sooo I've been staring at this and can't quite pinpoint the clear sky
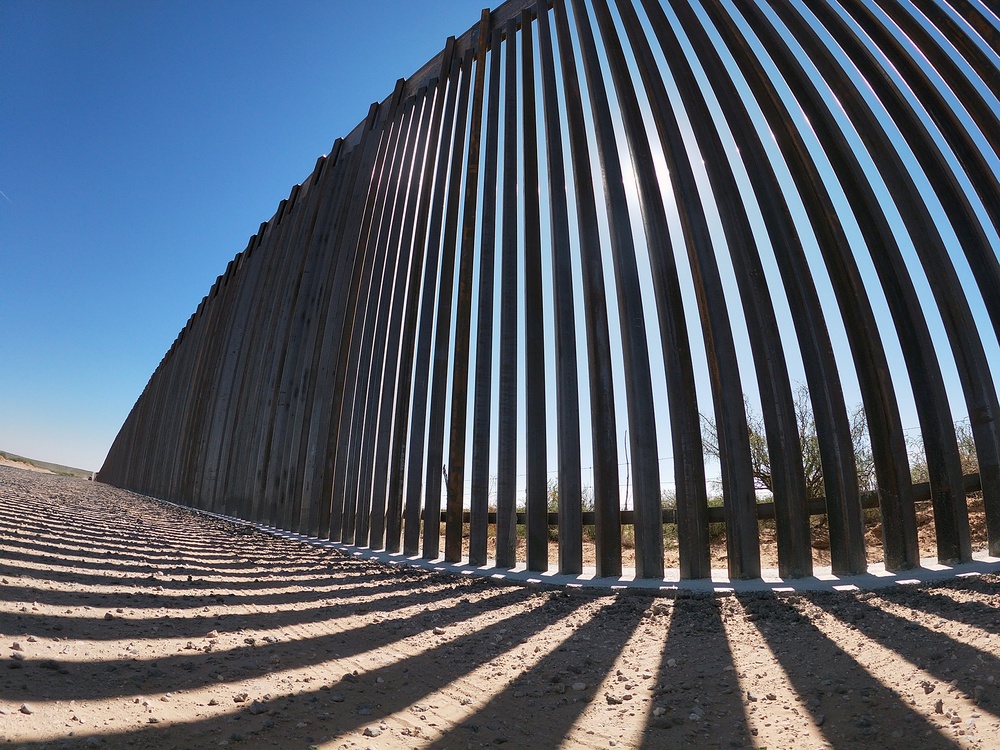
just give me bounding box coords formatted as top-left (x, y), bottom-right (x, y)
top-left (1, 0), bottom-right (486, 471)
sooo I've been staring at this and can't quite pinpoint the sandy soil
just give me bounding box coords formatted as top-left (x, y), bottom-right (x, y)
top-left (0, 458), bottom-right (51, 474)
top-left (0, 465), bottom-right (998, 749)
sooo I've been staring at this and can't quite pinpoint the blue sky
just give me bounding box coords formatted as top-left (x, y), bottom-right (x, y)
top-left (1, 1), bottom-right (485, 471)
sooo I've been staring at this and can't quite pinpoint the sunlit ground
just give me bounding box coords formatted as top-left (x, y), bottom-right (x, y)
top-left (0, 466), bottom-right (998, 749)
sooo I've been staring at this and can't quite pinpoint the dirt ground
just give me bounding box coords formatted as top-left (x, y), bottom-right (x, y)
top-left (1, 466), bottom-right (999, 749)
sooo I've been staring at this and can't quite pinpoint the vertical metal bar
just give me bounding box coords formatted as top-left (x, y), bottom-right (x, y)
top-left (535, 0), bottom-right (584, 575)
top-left (468, 27), bottom-right (505, 567)
top-left (445, 10), bottom-right (492, 563)
top-left (496, 17), bottom-right (521, 569)
top-left (553, 0), bottom-right (622, 578)
top-left (521, 8), bottom-right (550, 573)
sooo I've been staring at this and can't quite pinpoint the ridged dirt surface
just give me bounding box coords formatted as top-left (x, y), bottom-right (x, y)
top-left (0, 466), bottom-right (999, 749)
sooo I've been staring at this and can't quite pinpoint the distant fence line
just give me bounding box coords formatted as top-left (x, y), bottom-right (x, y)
top-left (98, 0), bottom-right (1000, 581)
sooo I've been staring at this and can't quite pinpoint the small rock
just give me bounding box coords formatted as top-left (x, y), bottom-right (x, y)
top-left (11, 642), bottom-right (23, 652)
top-left (433, 627), bottom-right (446, 635)
top-left (104, 612), bottom-right (114, 621)
top-left (747, 691), bottom-right (758, 702)
top-left (666, 658), bottom-right (677, 668)
top-left (605, 693), bottom-right (623, 705)
top-left (147, 717), bottom-right (159, 724)
top-left (208, 699), bottom-right (220, 706)
top-left (652, 706), bottom-right (666, 717)
top-left (207, 630), bottom-right (220, 638)
top-left (935, 699), bottom-right (944, 714)
top-left (363, 727), bottom-right (382, 737)
top-left (974, 686), bottom-right (985, 705)
top-left (330, 692), bottom-right (346, 703)
top-left (815, 713), bottom-right (826, 726)
top-left (572, 682), bottom-right (587, 692)
top-left (248, 701), bottom-right (267, 715)
top-left (19, 704), bottom-right (33, 715)
top-left (233, 693), bottom-right (249, 704)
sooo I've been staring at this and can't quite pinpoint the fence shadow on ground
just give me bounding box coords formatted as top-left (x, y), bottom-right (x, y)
top-left (0, 469), bottom-right (996, 749)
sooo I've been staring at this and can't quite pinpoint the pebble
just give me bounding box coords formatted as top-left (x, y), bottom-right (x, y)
top-left (433, 627), bottom-right (446, 635)
top-left (652, 707), bottom-right (666, 717)
top-left (248, 701), bottom-right (267, 715)
top-left (363, 727), bottom-right (382, 737)
top-left (935, 699), bottom-right (944, 714)
top-left (666, 658), bottom-right (677, 668)
top-left (10, 642), bottom-right (23, 652)
top-left (104, 612), bottom-right (114, 620)
top-left (572, 682), bottom-right (587, 692)
top-left (19, 704), bottom-right (33, 715)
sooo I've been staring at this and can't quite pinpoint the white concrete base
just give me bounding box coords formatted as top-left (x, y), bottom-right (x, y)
top-left (184, 502), bottom-right (1000, 593)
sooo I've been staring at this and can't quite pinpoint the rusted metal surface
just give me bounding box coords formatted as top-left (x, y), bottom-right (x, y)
top-left (99, 0), bottom-right (1000, 582)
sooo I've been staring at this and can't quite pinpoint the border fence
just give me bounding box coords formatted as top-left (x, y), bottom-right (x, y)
top-left (98, 0), bottom-right (1000, 581)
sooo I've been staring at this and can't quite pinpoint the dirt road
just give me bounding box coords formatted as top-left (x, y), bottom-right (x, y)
top-left (0, 467), bottom-right (997, 749)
